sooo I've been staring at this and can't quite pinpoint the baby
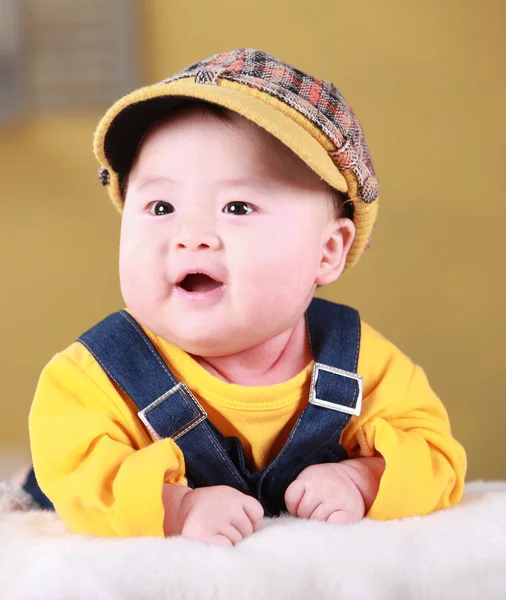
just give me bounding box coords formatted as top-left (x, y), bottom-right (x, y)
top-left (24, 49), bottom-right (465, 545)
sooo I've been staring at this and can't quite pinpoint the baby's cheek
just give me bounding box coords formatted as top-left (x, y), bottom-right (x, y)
top-left (119, 243), bottom-right (138, 291)
top-left (119, 250), bottom-right (153, 308)
top-left (119, 269), bottom-right (140, 310)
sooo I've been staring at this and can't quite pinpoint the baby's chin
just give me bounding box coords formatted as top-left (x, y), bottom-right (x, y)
top-left (123, 307), bottom-right (248, 357)
top-left (161, 331), bottom-right (260, 359)
top-left (126, 302), bottom-right (302, 359)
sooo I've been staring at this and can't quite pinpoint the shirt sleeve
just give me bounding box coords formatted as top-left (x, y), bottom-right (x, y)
top-left (341, 323), bottom-right (467, 520)
top-left (29, 345), bottom-right (186, 537)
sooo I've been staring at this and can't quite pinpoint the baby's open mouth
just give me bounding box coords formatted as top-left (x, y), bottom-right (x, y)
top-left (178, 273), bottom-right (223, 293)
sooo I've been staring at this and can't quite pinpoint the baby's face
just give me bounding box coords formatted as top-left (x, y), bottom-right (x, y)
top-left (120, 108), bottom-right (342, 356)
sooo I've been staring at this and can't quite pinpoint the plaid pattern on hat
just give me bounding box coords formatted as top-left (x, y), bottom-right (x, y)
top-left (164, 49), bottom-right (379, 204)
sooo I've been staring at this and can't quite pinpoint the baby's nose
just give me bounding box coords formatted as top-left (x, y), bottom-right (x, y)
top-left (171, 222), bottom-right (221, 251)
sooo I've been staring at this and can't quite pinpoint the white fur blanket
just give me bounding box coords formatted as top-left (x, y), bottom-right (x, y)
top-left (0, 481), bottom-right (505, 600)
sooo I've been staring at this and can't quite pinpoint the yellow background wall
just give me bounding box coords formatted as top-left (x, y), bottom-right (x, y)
top-left (1, 0), bottom-right (504, 480)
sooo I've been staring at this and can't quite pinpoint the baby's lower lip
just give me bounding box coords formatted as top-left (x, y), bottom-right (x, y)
top-left (174, 283), bottom-right (225, 302)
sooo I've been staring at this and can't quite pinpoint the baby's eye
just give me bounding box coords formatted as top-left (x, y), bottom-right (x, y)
top-left (223, 201), bottom-right (254, 216)
top-left (148, 201), bottom-right (175, 216)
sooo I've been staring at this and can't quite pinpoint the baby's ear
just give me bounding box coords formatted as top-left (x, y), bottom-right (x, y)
top-left (315, 218), bottom-right (356, 286)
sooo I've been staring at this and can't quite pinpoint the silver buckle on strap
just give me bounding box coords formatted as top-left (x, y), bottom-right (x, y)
top-left (138, 382), bottom-right (207, 442)
top-left (309, 362), bottom-right (363, 416)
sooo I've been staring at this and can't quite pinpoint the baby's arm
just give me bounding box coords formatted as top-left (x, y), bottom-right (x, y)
top-left (31, 347), bottom-right (264, 543)
top-left (286, 321), bottom-right (469, 523)
top-left (301, 322), bottom-right (467, 522)
top-left (30, 349), bottom-right (189, 537)
top-left (162, 484), bottom-right (264, 546)
top-left (285, 457), bottom-right (385, 523)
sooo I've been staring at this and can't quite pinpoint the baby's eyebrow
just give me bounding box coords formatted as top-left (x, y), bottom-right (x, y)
top-left (218, 177), bottom-right (272, 193)
top-left (133, 176), bottom-right (176, 192)
top-left (133, 175), bottom-right (273, 194)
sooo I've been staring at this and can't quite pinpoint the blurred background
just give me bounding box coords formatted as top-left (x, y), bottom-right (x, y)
top-left (0, 0), bottom-right (504, 481)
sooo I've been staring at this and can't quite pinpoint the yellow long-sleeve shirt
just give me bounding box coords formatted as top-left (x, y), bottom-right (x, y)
top-left (29, 318), bottom-right (466, 537)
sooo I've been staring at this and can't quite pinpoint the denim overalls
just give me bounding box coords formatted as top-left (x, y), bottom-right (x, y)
top-left (25, 298), bottom-right (363, 516)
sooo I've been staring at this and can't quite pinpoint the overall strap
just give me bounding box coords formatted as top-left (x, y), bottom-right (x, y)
top-left (78, 311), bottom-right (249, 493)
top-left (306, 297), bottom-right (362, 413)
top-left (254, 298), bottom-right (362, 513)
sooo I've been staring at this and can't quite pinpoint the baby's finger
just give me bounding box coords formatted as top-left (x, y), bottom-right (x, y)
top-left (243, 497), bottom-right (264, 531)
top-left (217, 523), bottom-right (245, 545)
top-left (284, 480), bottom-right (305, 516)
top-left (207, 533), bottom-right (234, 547)
top-left (295, 490), bottom-right (320, 519)
top-left (326, 509), bottom-right (359, 525)
top-left (309, 502), bottom-right (339, 522)
top-left (231, 512), bottom-right (255, 538)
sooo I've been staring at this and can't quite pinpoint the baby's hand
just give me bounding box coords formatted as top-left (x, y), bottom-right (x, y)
top-left (164, 484), bottom-right (264, 546)
top-left (285, 462), bottom-right (365, 524)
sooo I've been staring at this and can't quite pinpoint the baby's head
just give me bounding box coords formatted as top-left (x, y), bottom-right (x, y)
top-left (93, 49), bottom-right (380, 356)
